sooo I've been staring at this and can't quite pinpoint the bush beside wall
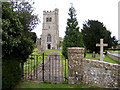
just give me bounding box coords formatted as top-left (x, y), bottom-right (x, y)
top-left (2, 57), bottom-right (22, 88)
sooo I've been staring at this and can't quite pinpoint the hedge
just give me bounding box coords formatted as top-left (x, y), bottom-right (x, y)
top-left (2, 57), bottom-right (22, 88)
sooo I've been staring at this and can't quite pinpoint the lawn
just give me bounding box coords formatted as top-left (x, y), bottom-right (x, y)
top-left (114, 50), bottom-right (120, 54)
top-left (85, 53), bottom-right (120, 64)
top-left (16, 81), bottom-right (101, 88)
top-left (44, 49), bottom-right (62, 56)
top-left (24, 55), bottom-right (42, 73)
top-left (24, 48), bottom-right (43, 73)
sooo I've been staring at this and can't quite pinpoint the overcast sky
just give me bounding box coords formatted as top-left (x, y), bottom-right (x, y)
top-left (32, 0), bottom-right (119, 39)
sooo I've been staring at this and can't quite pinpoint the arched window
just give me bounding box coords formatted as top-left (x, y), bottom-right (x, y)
top-left (49, 17), bottom-right (52, 22)
top-left (46, 18), bottom-right (49, 22)
top-left (46, 17), bottom-right (52, 22)
top-left (47, 34), bottom-right (52, 42)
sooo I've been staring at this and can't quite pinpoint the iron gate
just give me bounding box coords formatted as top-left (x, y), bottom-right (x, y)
top-left (23, 52), bottom-right (68, 83)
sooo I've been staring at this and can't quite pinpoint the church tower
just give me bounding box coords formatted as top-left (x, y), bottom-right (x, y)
top-left (41, 8), bottom-right (59, 50)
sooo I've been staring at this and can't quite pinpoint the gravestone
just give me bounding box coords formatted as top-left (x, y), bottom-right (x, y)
top-left (92, 51), bottom-right (96, 58)
top-left (96, 39), bottom-right (108, 61)
top-left (96, 53), bottom-right (99, 57)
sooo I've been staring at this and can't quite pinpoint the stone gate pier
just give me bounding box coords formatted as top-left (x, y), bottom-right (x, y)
top-left (68, 47), bottom-right (84, 84)
top-left (68, 47), bottom-right (120, 88)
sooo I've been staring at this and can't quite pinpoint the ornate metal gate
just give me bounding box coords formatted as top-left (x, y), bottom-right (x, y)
top-left (23, 52), bottom-right (68, 83)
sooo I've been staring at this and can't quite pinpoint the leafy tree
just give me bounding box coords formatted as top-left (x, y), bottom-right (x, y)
top-left (111, 36), bottom-right (118, 48)
top-left (62, 5), bottom-right (85, 59)
top-left (57, 42), bottom-right (62, 49)
top-left (2, 1), bottom-right (39, 61)
top-left (81, 20), bottom-right (113, 52)
top-left (12, 1), bottom-right (39, 42)
top-left (2, 2), bottom-right (24, 59)
top-left (2, 1), bottom-right (39, 88)
top-left (13, 1), bottom-right (39, 32)
top-left (30, 32), bottom-right (37, 43)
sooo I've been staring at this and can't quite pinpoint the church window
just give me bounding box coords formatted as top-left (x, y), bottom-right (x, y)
top-left (46, 17), bottom-right (52, 22)
top-left (49, 17), bottom-right (52, 22)
top-left (47, 34), bottom-right (52, 42)
top-left (46, 18), bottom-right (49, 22)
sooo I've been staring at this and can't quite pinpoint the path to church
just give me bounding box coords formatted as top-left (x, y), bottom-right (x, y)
top-left (30, 52), bottom-right (64, 83)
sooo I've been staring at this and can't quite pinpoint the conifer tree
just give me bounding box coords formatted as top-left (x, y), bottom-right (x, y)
top-left (81, 20), bottom-right (116, 52)
top-left (62, 4), bottom-right (85, 59)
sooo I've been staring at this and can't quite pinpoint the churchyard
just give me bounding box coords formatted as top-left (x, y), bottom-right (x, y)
top-left (23, 48), bottom-right (120, 75)
top-left (2, 1), bottom-right (120, 89)
top-left (16, 48), bottom-right (120, 88)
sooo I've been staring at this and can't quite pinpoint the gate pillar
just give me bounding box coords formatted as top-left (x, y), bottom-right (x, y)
top-left (68, 47), bottom-right (84, 84)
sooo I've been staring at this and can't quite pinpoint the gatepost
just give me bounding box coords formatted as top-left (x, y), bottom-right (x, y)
top-left (68, 47), bottom-right (84, 84)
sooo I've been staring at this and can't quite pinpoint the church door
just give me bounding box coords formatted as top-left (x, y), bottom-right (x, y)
top-left (48, 44), bottom-right (51, 49)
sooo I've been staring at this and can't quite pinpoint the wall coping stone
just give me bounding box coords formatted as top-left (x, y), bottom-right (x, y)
top-left (84, 59), bottom-right (120, 66)
top-left (68, 47), bottom-right (84, 49)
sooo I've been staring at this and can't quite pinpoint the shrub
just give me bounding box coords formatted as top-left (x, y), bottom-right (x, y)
top-left (2, 57), bottom-right (22, 88)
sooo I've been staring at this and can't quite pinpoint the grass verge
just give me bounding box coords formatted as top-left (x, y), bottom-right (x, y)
top-left (85, 53), bottom-right (120, 64)
top-left (16, 81), bottom-right (101, 88)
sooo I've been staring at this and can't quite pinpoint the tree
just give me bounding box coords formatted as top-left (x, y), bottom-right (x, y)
top-left (57, 42), bottom-right (62, 49)
top-left (2, 1), bottom-right (39, 88)
top-left (13, 1), bottom-right (39, 31)
top-left (30, 32), bottom-right (37, 44)
top-left (81, 20), bottom-right (113, 52)
top-left (12, 1), bottom-right (39, 42)
top-left (2, 2), bottom-right (24, 58)
top-left (2, 1), bottom-right (39, 61)
top-left (111, 36), bottom-right (118, 48)
top-left (62, 5), bottom-right (85, 59)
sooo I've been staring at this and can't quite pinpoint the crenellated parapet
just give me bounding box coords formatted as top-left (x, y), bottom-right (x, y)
top-left (43, 8), bottom-right (59, 15)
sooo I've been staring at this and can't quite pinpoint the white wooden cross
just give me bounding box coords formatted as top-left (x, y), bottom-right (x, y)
top-left (96, 39), bottom-right (108, 61)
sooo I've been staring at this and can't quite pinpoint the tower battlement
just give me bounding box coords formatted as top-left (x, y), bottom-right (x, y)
top-left (43, 8), bottom-right (59, 15)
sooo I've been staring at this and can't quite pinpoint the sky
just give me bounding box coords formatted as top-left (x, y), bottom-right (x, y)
top-left (32, 0), bottom-right (119, 40)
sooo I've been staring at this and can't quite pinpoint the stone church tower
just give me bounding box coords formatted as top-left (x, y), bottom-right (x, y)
top-left (40, 8), bottom-right (59, 50)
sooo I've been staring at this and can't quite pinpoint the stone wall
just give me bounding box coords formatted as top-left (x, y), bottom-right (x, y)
top-left (68, 47), bottom-right (120, 88)
top-left (107, 51), bottom-right (120, 63)
top-left (82, 59), bottom-right (120, 88)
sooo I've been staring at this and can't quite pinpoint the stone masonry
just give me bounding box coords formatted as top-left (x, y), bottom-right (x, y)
top-left (107, 51), bottom-right (120, 63)
top-left (68, 47), bottom-right (84, 84)
top-left (68, 47), bottom-right (120, 88)
top-left (41, 8), bottom-right (59, 50)
top-left (37, 8), bottom-right (63, 51)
